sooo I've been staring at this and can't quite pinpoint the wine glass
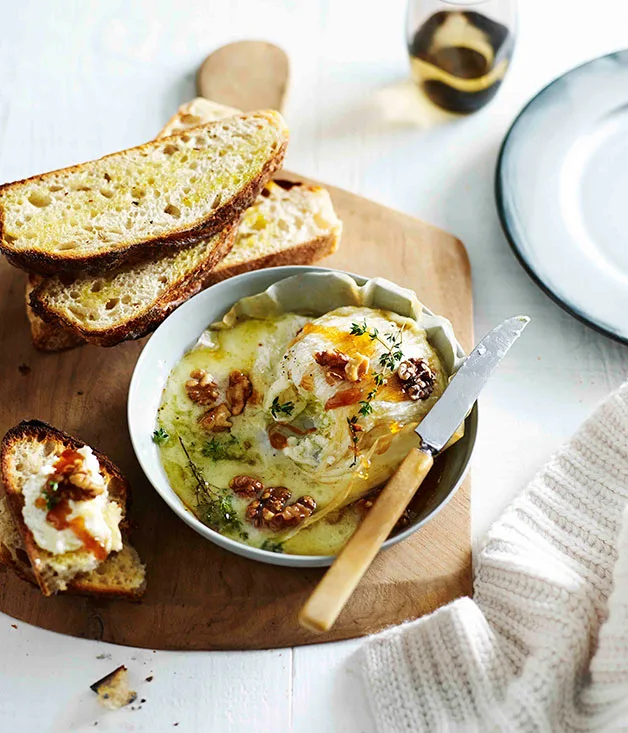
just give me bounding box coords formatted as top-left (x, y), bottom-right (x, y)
top-left (406, 0), bottom-right (517, 114)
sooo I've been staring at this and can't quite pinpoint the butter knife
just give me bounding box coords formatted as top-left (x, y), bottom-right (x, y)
top-left (299, 315), bottom-right (530, 633)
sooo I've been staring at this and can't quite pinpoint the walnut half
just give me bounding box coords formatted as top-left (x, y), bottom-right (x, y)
top-left (229, 474), bottom-right (264, 498)
top-left (314, 349), bottom-right (350, 383)
top-left (397, 358), bottom-right (435, 401)
top-left (198, 403), bottom-right (232, 432)
top-left (226, 370), bottom-right (252, 416)
top-left (315, 349), bottom-right (369, 383)
top-left (245, 487), bottom-right (316, 531)
top-left (186, 369), bottom-right (220, 405)
top-left (246, 486), bottom-right (292, 528)
top-left (269, 495), bottom-right (316, 531)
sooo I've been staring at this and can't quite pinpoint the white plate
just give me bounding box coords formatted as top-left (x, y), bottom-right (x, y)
top-left (497, 50), bottom-right (628, 342)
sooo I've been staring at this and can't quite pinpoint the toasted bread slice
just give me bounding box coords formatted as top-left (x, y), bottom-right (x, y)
top-left (0, 110), bottom-right (288, 274)
top-left (29, 178), bottom-right (339, 347)
top-left (29, 222), bottom-right (237, 347)
top-left (25, 101), bottom-right (340, 350)
top-left (0, 420), bottom-right (146, 597)
top-left (24, 99), bottom-right (242, 352)
top-left (160, 98), bottom-right (240, 137)
top-left (205, 178), bottom-right (341, 285)
top-left (0, 496), bottom-right (146, 599)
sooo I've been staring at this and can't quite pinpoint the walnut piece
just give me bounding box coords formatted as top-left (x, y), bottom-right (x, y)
top-left (245, 488), bottom-right (316, 530)
top-left (226, 370), bottom-right (252, 416)
top-left (68, 469), bottom-right (104, 496)
top-left (314, 349), bottom-right (350, 383)
top-left (47, 448), bottom-right (104, 502)
top-left (246, 486), bottom-right (292, 528)
top-left (397, 358), bottom-right (435, 401)
top-left (186, 368), bottom-right (220, 405)
top-left (198, 403), bottom-right (232, 432)
top-left (344, 353), bottom-right (370, 382)
top-left (268, 495), bottom-right (316, 531)
top-left (315, 349), bottom-right (369, 384)
top-left (229, 475), bottom-right (264, 498)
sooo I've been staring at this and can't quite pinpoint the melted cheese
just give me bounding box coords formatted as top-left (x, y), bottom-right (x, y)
top-left (157, 306), bottom-right (447, 555)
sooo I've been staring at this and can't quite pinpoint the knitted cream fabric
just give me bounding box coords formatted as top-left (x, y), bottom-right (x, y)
top-left (360, 382), bottom-right (628, 733)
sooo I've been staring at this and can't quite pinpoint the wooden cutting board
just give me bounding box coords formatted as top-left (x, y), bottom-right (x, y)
top-left (0, 179), bottom-right (472, 650)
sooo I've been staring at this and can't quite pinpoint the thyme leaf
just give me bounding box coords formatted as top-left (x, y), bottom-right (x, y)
top-left (152, 427), bottom-right (169, 445)
top-left (260, 539), bottom-right (284, 553)
top-left (43, 480), bottom-right (60, 510)
top-left (350, 320), bottom-right (368, 336)
top-left (270, 397), bottom-right (295, 419)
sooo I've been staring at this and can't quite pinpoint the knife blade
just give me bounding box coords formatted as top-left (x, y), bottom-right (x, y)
top-left (417, 315), bottom-right (530, 454)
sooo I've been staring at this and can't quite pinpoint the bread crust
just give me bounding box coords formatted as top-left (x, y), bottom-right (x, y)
top-left (0, 122), bottom-right (287, 275)
top-left (205, 232), bottom-right (339, 286)
top-left (25, 275), bottom-right (85, 352)
top-left (0, 527), bottom-right (146, 600)
top-left (0, 420), bottom-right (134, 596)
top-left (29, 221), bottom-right (238, 347)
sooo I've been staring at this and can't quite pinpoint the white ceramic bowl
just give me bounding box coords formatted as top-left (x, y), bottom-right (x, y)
top-left (128, 266), bottom-right (477, 567)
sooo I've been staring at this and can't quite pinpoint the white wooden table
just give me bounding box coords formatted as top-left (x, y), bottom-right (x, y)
top-left (2, 0), bottom-right (628, 730)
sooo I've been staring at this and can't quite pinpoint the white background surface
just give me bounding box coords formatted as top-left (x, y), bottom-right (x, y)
top-left (1, 0), bottom-right (628, 731)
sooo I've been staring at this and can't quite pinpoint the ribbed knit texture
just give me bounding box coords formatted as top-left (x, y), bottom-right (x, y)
top-left (360, 382), bottom-right (628, 733)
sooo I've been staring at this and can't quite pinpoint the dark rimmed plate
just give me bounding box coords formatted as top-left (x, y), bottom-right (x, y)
top-left (496, 50), bottom-right (628, 343)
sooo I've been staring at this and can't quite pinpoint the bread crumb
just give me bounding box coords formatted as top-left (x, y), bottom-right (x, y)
top-left (145, 675), bottom-right (154, 682)
top-left (90, 665), bottom-right (137, 710)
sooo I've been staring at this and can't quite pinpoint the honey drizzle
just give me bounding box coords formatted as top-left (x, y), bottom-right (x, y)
top-left (41, 448), bottom-right (108, 559)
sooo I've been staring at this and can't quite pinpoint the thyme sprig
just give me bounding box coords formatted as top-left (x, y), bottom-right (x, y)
top-left (350, 319), bottom-right (405, 372)
top-left (178, 436), bottom-right (246, 538)
top-left (347, 320), bottom-right (406, 465)
top-left (179, 436), bottom-right (212, 505)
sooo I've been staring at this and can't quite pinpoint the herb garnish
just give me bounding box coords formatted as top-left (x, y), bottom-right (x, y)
top-left (347, 320), bottom-right (406, 465)
top-left (260, 539), bottom-right (284, 553)
top-left (203, 492), bottom-right (244, 537)
top-left (350, 319), bottom-right (405, 372)
top-left (270, 397), bottom-right (295, 419)
top-left (152, 428), bottom-right (169, 445)
top-left (43, 480), bottom-right (60, 510)
top-left (202, 434), bottom-right (242, 461)
top-left (178, 436), bottom-right (245, 537)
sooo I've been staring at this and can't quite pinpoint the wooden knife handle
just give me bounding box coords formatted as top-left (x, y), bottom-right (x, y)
top-left (298, 447), bottom-right (434, 633)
